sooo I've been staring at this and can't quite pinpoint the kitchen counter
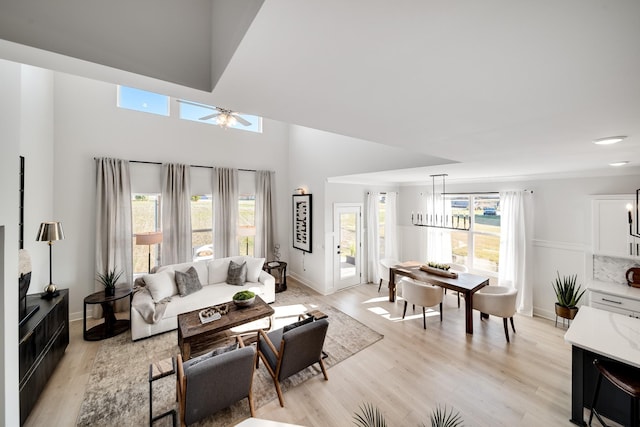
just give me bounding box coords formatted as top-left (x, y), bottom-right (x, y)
top-left (564, 306), bottom-right (640, 425)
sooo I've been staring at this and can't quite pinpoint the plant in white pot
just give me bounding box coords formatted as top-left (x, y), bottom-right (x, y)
top-left (552, 272), bottom-right (585, 322)
top-left (97, 268), bottom-right (123, 297)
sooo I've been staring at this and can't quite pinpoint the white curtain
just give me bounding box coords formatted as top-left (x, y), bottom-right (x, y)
top-left (384, 192), bottom-right (399, 261)
top-left (255, 170), bottom-right (275, 260)
top-left (426, 192), bottom-right (452, 263)
top-left (161, 163), bottom-right (192, 265)
top-left (366, 192), bottom-right (380, 284)
top-left (213, 167), bottom-right (239, 257)
top-left (499, 191), bottom-right (531, 315)
top-left (95, 157), bottom-right (132, 313)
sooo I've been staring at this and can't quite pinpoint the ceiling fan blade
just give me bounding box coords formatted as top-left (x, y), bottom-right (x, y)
top-left (233, 114), bottom-right (252, 126)
top-left (199, 113), bottom-right (219, 121)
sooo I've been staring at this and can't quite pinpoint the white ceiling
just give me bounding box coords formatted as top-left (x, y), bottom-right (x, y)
top-left (211, 0), bottom-right (640, 184)
top-left (1, 0), bottom-right (640, 185)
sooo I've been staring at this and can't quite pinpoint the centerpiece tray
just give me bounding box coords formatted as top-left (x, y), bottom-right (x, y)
top-left (419, 265), bottom-right (458, 279)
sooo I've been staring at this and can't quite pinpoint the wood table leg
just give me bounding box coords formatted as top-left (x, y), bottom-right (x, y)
top-left (464, 291), bottom-right (474, 334)
top-left (389, 269), bottom-right (396, 302)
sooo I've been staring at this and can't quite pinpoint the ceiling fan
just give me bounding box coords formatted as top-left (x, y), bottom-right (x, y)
top-left (198, 107), bottom-right (252, 127)
top-left (176, 99), bottom-right (252, 128)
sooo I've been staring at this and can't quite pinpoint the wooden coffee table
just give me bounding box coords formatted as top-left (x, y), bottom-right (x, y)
top-left (178, 296), bottom-right (274, 360)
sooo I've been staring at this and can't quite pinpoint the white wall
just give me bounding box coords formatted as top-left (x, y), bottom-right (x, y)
top-left (288, 125), bottom-right (422, 294)
top-left (0, 61), bottom-right (55, 426)
top-left (53, 72), bottom-right (290, 319)
top-left (398, 174), bottom-right (640, 319)
top-left (0, 60), bottom-right (27, 427)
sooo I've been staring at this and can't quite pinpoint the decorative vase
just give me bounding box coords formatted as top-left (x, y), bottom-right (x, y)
top-left (105, 287), bottom-right (116, 297)
top-left (555, 303), bottom-right (578, 320)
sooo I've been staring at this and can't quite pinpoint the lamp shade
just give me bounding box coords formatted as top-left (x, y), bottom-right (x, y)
top-left (135, 231), bottom-right (163, 246)
top-left (36, 222), bottom-right (65, 242)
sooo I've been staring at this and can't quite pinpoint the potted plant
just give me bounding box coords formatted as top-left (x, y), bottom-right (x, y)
top-left (552, 272), bottom-right (585, 321)
top-left (97, 268), bottom-right (123, 297)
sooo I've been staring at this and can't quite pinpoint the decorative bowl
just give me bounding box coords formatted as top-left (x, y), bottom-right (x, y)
top-left (233, 296), bottom-right (255, 307)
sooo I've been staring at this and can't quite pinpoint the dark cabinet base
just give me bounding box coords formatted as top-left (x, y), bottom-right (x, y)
top-left (19, 289), bottom-right (69, 425)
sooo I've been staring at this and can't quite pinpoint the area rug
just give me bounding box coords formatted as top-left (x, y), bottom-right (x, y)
top-left (76, 283), bottom-right (383, 426)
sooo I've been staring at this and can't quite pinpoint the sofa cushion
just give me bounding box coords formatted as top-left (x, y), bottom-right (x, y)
top-left (208, 258), bottom-right (231, 284)
top-left (175, 266), bottom-right (203, 297)
top-left (144, 270), bottom-right (177, 302)
top-left (226, 260), bottom-right (247, 286)
top-left (244, 257), bottom-right (265, 282)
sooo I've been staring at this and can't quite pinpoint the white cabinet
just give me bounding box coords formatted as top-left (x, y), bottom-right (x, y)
top-left (589, 281), bottom-right (640, 319)
top-left (592, 196), bottom-right (637, 258)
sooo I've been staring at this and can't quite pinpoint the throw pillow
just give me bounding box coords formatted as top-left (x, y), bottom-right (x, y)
top-left (244, 257), bottom-right (265, 282)
top-left (143, 270), bottom-right (177, 302)
top-left (226, 260), bottom-right (247, 286)
top-left (207, 258), bottom-right (231, 284)
top-left (283, 315), bottom-right (314, 333)
top-left (183, 342), bottom-right (239, 370)
top-left (175, 266), bottom-right (203, 297)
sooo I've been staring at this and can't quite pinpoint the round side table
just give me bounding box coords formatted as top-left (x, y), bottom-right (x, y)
top-left (83, 287), bottom-right (132, 341)
top-left (263, 261), bottom-right (287, 293)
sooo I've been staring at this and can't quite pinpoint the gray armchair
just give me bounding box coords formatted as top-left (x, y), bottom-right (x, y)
top-left (176, 337), bottom-right (255, 426)
top-left (256, 318), bottom-right (329, 407)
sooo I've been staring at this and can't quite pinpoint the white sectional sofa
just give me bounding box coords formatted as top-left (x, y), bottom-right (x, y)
top-left (131, 256), bottom-right (275, 340)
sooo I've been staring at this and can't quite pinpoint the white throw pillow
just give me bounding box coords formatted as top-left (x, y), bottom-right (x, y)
top-left (207, 258), bottom-right (231, 284)
top-left (143, 270), bottom-right (177, 302)
top-left (243, 257), bottom-right (265, 282)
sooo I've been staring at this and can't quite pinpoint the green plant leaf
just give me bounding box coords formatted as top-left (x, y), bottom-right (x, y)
top-left (353, 403), bottom-right (388, 427)
top-left (430, 405), bottom-right (464, 427)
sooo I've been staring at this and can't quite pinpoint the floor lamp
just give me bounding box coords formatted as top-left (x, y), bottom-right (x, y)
top-left (36, 221), bottom-right (65, 295)
top-left (135, 231), bottom-right (163, 273)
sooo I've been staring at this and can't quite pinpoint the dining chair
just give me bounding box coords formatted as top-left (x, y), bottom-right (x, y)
top-left (446, 263), bottom-right (468, 308)
top-left (472, 286), bottom-right (518, 342)
top-left (377, 258), bottom-right (400, 292)
top-left (400, 277), bottom-right (444, 329)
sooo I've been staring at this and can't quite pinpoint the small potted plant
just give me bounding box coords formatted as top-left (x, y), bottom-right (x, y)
top-left (552, 272), bottom-right (585, 321)
top-left (97, 268), bottom-right (123, 297)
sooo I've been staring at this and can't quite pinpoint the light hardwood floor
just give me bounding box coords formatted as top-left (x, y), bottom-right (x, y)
top-left (25, 280), bottom-right (592, 427)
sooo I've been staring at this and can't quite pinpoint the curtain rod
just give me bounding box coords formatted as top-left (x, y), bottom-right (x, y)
top-left (94, 158), bottom-right (257, 173)
top-left (367, 191), bottom-right (398, 195)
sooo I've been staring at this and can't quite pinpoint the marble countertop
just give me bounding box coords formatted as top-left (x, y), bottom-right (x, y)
top-left (588, 280), bottom-right (640, 301)
top-left (565, 306), bottom-right (640, 368)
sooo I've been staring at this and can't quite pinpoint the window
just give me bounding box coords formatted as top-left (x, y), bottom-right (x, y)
top-left (238, 195), bottom-right (256, 256)
top-left (132, 194), bottom-right (161, 274)
top-left (117, 86), bottom-right (169, 116)
top-left (179, 100), bottom-right (263, 133)
top-left (449, 195), bottom-right (501, 273)
top-left (191, 195), bottom-right (213, 260)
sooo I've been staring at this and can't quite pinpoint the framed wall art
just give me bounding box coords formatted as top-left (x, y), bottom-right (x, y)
top-left (292, 194), bottom-right (312, 252)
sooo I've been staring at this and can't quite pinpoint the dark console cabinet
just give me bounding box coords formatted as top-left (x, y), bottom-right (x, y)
top-left (19, 289), bottom-right (69, 425)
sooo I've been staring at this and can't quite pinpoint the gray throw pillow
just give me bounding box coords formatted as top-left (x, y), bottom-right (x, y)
top-left (175, 266), bottom-right (203, 297)
top-left (283, 315), bottom-right (314, 333)
top-left (183, 342), bottom-right (238, 370)
top-left (226, 260), bottom-right (247, 286)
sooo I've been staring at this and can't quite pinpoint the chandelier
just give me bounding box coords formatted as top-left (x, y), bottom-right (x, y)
top-left (412, 174), bottom-right (470, 231)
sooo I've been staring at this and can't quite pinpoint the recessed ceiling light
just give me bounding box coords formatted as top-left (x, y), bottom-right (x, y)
top-left (609, 161), bottom-right (629, 167)
top-left (593, 136), bottom-right (627, 145)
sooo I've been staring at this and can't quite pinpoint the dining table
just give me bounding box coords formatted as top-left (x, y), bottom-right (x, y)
top-left (389, 262), bottom-right (490, 334)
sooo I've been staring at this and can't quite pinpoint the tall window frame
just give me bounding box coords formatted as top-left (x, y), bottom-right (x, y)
top-left (131, 193), bottom-right (162, 274)
top-left (449, 194), bottom-right (501, 274)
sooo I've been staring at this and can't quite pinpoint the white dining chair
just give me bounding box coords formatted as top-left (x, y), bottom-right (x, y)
top-left (472, 286), bottom-right (518, 342)
top-left (400, 277), bottom-right (444, 329)
top-left (377, 258), bottom-right (400, 293)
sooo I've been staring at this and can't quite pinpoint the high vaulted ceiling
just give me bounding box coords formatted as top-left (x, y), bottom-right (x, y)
top-left (2, 0), bottom-right (640, 184)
